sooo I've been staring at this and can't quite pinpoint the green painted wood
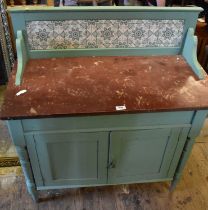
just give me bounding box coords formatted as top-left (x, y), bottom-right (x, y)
top-left (15, 145), bottom-right (38, 201)
top-left (23, 124), bottom-right (191, 137)
top-left (170, 137), bottom-right (194, 190)
top-left (37, 178), bottom-right (173, 190)
top-left (20, 8), bottom-right (200, 57)
top-left (188, 110), bottom-right (208, 138)
top-left (167, 127), bottom-right (190, 178)
top-left (15, 30), bottom-right (29, 86)
top-left (31, 132), bottom-right (108, 187)
top-left (171, 110), bottom-right (208, 189)
top-left (6, 109), bottom-right (207, 196)
top-left (7, 120), bottom-right (26, 146)
top-left (22, 11), bottom-right (198, 22)
top-left (7, 6), bottom-right (203, 12)
top-left (9, 13), bottom-right (25, 39)
top-left (108, 128), bottom-right (181, 184)
top-left (26, 135), bottom-right (44, 186)
top-left (22, 111), bottom-right (194, 132)
top-left (182, 28), bottom-right (206, 80)
top-left (29, 48), bottom-right (180, 59)
top-left (7, 120), bottom-right (38, 201)
top-left (7, 7), bottom-right (202, 58)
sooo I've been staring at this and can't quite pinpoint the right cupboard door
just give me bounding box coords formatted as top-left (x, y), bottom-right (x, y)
top-left (108, 128), bottom-right (182, 184)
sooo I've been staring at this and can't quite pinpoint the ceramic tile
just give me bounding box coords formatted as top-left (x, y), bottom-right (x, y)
top-left (26, 19), bottom-right (185, 50)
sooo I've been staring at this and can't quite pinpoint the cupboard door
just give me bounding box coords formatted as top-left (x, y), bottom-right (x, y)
top-left (108, 128), bottom-right (181, 184)
top-left (28, 132), bottom-right (108, 187)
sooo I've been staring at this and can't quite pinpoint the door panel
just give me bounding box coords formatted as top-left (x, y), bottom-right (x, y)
top-left (108, 128), bottom-right (181, 184)
top-left (28, 132), bottom-right (108, 187)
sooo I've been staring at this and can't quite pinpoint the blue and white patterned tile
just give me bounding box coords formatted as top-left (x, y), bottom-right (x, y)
top-left (158, 20), bottom-right (184, 47)
top-left (26, 21), bottom-right (54, 50)
top-left (128, 20), bottom-right (150, 47)
top-left (96, 21), bottom-right (119, 48)
top-left (26, 19), bottom-right (185, 50)
top-left (86, 20), bottom-right (98, 48)
top-left (64, 20), bottom-right (87, 48)
top-left (147, 21), bottom-right (161, 47)
top-left (117, 20), bottom-right (129, 47)
top-left (52, 21), bottom-right (66, 43)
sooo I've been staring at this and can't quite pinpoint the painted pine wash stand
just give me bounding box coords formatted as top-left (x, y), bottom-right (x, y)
top-left (1, 6), bottom-right (208, 201)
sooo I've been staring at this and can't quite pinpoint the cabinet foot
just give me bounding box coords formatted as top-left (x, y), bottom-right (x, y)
top-left (27, 184), bottom-right (39, 202)
top-left (170, 173), bottom-right (181, 192)
top-left (16, 146), bottom-right (38, 202)
top-left (170, 180), bottom-right (177, 192)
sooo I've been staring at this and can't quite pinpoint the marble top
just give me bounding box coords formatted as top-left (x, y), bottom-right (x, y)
top-left (1, 55), bottom-right (208, 120)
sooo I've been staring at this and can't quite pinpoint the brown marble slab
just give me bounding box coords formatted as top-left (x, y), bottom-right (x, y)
top-left (1, 55), bottom-right (208, 120)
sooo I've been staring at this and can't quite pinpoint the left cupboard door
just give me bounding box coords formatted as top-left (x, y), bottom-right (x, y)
top-left (26, 132), bottom-right (109, 187)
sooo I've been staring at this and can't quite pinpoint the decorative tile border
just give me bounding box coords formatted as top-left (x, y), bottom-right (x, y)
top-left (26, 19), bottom-right (184, 50)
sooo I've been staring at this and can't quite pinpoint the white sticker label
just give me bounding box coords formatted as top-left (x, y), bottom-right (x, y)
top-left (16, 89), bottom-right (27, 96)
top-left (116, 105), bottom-right (126, 111)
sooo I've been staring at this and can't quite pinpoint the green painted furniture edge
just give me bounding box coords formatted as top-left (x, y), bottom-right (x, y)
top-left (7, 6), bottom-right (203, 12)
top-left (15, 31), bottom-right (29, 85)
top-left (21, 111), bottom-right (194, 132)
top-left (7, 120), bottom-right (38, 201)
top-left (167, 127), bottom-right (190, 178)
top-left (182, 28), bottom-right (206, 79)
top-left (170, 110), bottom-right (208, 190)
top-left (29, 48), bottom-right (181, 59)
top-left (36, 178), bottom-right (173, 190)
